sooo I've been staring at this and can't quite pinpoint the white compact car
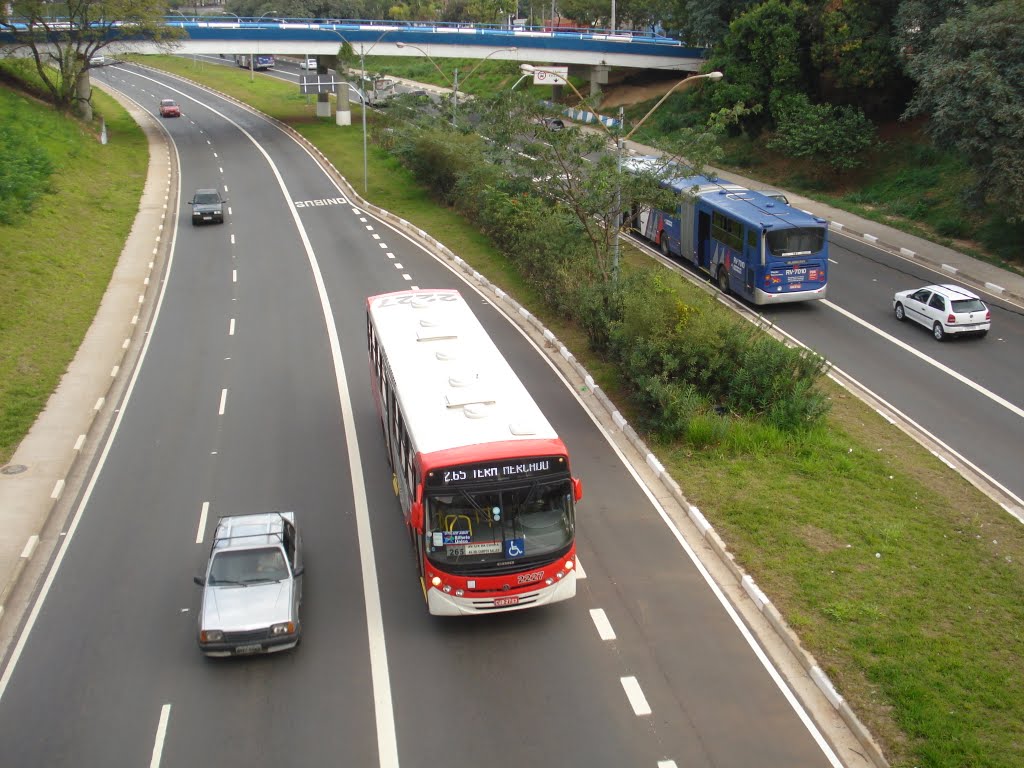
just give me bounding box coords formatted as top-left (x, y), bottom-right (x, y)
top-left (893, 284), bottom-right (990, 341)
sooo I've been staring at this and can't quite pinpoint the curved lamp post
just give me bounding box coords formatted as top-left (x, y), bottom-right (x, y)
top-left (396, 42), bottom-right (516, 128)
top-left (519, 65), bottom-right (723, 279)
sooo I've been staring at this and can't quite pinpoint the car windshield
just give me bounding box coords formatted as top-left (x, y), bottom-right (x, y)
top-left (425, 479), bottom-right (575, 567)
top-left (951, 298), bottom-right (986, 313)
top-left (193, 192), bottom-right (220, 205)
top-left (209, 547), bottom-right (289, 584)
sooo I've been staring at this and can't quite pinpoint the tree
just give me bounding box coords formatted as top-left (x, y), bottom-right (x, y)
top-left (1, 0), bottom-right (182, 118)
top-left (903, 0), bottom-right (1024, 220)
top-left (702, 0), bottom-right (811, 137)
top-left (809, 0), bottom-right (913, 119)
top-left (767, 93), bottom-right (877, 175)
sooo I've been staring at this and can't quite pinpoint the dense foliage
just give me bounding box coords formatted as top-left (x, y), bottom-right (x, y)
top-left (378, 93), bottom-right (832, 438)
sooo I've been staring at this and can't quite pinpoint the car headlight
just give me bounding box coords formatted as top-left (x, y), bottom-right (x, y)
top-left (200, 629), bottom-right (223, 643)
top-left (271, 622), bottom-right (296, 636)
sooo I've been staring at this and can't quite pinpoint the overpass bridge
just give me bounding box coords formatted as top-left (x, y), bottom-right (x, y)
top-left (2, 17), bottom-right (708, 95)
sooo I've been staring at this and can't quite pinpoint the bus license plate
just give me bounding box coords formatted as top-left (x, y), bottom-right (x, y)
top-left (234, 643), bottom-right (262, 654)
top-left (494, 596), bottom-right (519, 607)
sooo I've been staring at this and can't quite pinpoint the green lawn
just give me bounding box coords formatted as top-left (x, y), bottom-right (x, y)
top-left (0, 76), bottom-right (148, 465)
top-left (5, 55), bottom-right (1023, 767)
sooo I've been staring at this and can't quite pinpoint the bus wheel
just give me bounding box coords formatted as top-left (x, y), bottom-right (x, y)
top-left (717, 267), bottom-right (730, 295)
top-left (659, 237), bottom-right (669, 257)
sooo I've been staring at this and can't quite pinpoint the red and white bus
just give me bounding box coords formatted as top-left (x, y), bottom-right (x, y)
top-left (366, 289), bottom-right (582, 615)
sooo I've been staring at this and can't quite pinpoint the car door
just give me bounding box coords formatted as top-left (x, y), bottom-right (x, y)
top-left (904, 289), bottom-right (932, 327)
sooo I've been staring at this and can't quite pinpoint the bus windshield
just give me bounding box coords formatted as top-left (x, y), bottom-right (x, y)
top-left (766, 227), bottom-right (825, 258)
top-left (425, 479), bottom-right (575, 567)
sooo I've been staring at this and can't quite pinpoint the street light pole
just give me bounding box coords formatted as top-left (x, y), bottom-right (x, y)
top-left (519, 65), bottom-right (723, 281)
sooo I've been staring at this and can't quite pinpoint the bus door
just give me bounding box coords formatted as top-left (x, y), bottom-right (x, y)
top-left (696, 210), bottom-right (711, 269)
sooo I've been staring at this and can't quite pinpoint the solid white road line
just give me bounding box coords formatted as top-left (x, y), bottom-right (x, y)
top-left (620, 676), bottom-right (652, 716)
top-left (589, 608), bottom-right (616, 641)
top-left (196, 502), bottom-right (209, 544)
top-left (148, 703), bottom-right (171, 768)
top-left (823, 298), bottom-right (1024, 420)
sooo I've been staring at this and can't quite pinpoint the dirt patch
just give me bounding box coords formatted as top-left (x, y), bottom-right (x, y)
top-left (599, 80), bottom-right (676, 109)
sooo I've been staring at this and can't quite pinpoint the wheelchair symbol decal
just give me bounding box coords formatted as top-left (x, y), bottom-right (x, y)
top-left (504, 538), bottom-right (525, 558)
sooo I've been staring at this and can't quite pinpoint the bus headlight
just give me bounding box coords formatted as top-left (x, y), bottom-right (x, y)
top-left (431, 576), bottom-right (442, 587)
top-left (565, 560), bottom-right (574, 570)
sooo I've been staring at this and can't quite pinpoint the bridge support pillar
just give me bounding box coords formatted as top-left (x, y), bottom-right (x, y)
top-left (335, 68), bottom-right (352, 126)
top-left (589, 64), bottom-right (609, 98)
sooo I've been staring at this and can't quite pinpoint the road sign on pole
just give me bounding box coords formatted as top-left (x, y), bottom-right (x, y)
top-left (529, 66), bottom-right (568, 85)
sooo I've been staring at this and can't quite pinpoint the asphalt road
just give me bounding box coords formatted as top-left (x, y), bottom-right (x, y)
top-left (0, 64), bottom-right (842, 767)
top-left (756, 234), bottom-right (1024, 506)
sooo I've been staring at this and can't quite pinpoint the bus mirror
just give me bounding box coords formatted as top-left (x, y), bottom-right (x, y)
top-left (572, 477), bottom-right (583, 502)
top-left (410, 501), bottom-right (424, 530)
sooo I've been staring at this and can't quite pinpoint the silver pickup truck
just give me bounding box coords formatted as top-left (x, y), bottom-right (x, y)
top-left (193, 511), bottom-right (304, 657)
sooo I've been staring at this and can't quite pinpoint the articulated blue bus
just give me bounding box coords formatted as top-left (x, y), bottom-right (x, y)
top-left (235, 54), bottom-right (275, 70)
top-left (628, 169), bottom-right (829, 304)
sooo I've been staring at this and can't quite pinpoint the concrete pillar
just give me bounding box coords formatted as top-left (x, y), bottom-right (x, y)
top-left (589, 64), bottom-right (609, 98)
top-left (335, 68), bottom-right (352, 126)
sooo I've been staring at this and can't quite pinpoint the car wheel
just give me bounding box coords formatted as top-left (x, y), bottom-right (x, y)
top-left (894, 303), bottom-right (905, 321)
top-left (717, 267), bottom-right (730, 295)
top-left (932, 322), bottom-right (945, 341)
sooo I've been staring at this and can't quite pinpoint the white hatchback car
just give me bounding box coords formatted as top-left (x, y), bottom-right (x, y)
top-left (893, 284), bottom-right (990, 341)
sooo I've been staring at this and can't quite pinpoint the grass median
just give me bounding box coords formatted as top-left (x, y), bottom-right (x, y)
top-left (13, 55), bottom-right (1024, 767)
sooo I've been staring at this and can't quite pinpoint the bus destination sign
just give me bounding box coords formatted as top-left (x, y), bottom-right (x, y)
top-left (427, 456), bottom-right (564, 488)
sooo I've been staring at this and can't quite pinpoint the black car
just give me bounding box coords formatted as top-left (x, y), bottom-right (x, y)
top-left (188, 188), bottom-right (226, 225)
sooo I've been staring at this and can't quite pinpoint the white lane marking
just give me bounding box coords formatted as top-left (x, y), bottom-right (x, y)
top-left (387, 253), bottom-right (395, 259)
top-left (828, 258), bottom-right (838, 264)
top-left (372, 233), bottom-right (381, 240)
top-left (658, 761), bottom-right (678, 768)
top-left (378, 242), bottom-right (388, 249)
top-left (575, 556), bottom-right (586, 578)
top-left (232, 269), bottom-right (237, 283)
top-left (218, 388), bottom-right (227, 416)
top-left (394, 263), bottom-right (403, 269)
top-left (589, 608), bottom-right (616, 640)
top-left (230, 233), bottom-right (235, 245)
top-left (822, 299), bottom-right (1024, 420)
top-left (149, 703), bottom-right (171, 768)
top-left (229, 318), bottom-right (235, 336)
top-left (196, 502), bottom-right (209, 544)
top-left (213, 152), bottom-right (218, 158)
top-left (402, 274), bottom-right (412, 281)
top-left (218, 166), bottom-right (224, 174)
top-left (620, 676), bottom-right (652, 716)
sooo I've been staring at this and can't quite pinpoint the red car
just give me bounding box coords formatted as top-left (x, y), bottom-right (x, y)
top-left (159, 99), bottom-right (181, 118)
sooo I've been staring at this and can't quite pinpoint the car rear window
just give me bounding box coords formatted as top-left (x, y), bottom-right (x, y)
top-left (951, 299), bottom-right (986, 313)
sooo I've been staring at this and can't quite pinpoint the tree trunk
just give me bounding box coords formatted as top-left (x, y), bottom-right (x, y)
top-left (75, 70), bottom-right (93, 122)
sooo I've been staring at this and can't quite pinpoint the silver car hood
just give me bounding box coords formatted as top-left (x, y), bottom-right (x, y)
top-left (201, 581), bottom-right (293, 632)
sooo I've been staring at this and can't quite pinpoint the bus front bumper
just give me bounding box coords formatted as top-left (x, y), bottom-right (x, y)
top-left (755, 284), bottom-right (828, 304)
top-left (427, 571), bottom-right (577, 616)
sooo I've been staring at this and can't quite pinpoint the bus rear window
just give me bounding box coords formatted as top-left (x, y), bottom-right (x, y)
top-left (766, 227), bottom-right (825, 257)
